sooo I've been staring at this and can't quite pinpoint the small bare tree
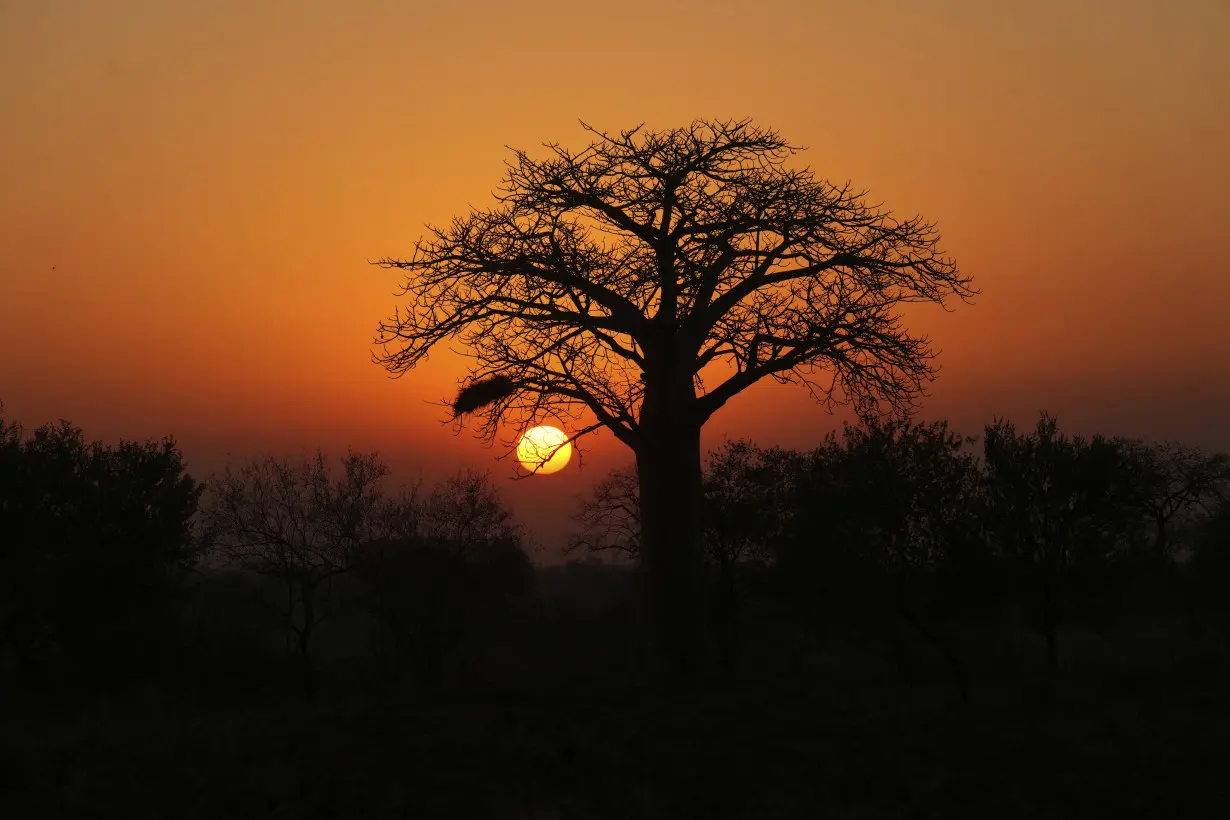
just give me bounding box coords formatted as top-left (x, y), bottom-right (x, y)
top-left (421, 468), bottom-right (523, 555)
top-left (567, 467), bottom-right (641, 560)
top-left (373, 118), bottom-right (976, 675)
top-left (351, 469), bottom-right (530, 688)
top-left (203, 450), bottom-right (393, 698)
top-left (1131, 441), bottom-right (1230, 561)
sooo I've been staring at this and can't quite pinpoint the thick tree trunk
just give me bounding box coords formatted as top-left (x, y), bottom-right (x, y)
top-left (636, 420), bottom-right (706, 682)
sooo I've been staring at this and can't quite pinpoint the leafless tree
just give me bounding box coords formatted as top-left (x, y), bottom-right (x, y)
top-left (373, 118), bottom-right (976, 675)
top-left (350, 469), bottom-right (530, 688)
top-left (1130, 440), bottom-right (1230, 560)
top-left (567, 467), bottom-right (641, 559)
top-left (202, 450), bottom-right (395, 698)
top-left (420, 468), bottom-right (523, 556)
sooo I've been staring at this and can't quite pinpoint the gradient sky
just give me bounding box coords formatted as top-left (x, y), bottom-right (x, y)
top-left (3, 0), bottom-right (1228, 555)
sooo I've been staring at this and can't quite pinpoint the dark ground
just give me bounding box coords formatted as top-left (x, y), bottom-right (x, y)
top-left (2, 647), bottom-right (1226, 820)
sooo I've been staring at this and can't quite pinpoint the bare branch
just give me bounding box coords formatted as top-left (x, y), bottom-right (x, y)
top-left (373, 118), bottom-right (975, 461)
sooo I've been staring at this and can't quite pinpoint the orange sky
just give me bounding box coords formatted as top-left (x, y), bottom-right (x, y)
top-left (2, 0), bottom-right (1228, 555)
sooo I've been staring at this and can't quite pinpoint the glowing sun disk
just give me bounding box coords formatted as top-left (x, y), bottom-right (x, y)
top-left (517, 425), bottom-right (572, 475)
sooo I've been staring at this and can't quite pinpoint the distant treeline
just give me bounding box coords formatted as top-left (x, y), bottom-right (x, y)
top-left (571, 415), bottom-right (1230, 695)
top-left (1, 408), bottom-right (1228, 705)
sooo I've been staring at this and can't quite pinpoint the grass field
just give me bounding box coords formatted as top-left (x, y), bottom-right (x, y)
top-left (2, 656), bottom-right (1226, 819)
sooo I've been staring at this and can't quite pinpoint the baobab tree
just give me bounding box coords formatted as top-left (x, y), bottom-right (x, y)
top-left (372, 118), bottom-right (976, 676)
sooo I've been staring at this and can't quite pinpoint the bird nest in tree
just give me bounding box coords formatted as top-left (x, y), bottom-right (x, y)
top-left (452, 375), bottom-right (516, 416)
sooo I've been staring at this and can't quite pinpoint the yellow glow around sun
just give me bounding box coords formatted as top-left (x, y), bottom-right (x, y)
top-left (516, 425), bottom-right (572, 475)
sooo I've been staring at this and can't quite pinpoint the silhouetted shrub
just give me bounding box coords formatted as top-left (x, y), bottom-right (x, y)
top-left (0, 413), bottom-right (203, 695)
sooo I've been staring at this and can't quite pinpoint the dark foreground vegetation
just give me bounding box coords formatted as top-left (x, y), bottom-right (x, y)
top-left (2, 407), bottom-right (1229, 818)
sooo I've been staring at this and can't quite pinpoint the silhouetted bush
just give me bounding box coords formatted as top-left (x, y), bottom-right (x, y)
top-left (984, 414), bottom-right (1161, 673)
top-left (0, 413), bottom-right (203, 696)
top-left (3, 402), bottom-right (1228, 812)
top-left (349, 470), bottom-right (533, 691)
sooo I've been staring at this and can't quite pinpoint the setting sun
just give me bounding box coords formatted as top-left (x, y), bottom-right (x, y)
top-left (516, 425), bottom-right (572, 475)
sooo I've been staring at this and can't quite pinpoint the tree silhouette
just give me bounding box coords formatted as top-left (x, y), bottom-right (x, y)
top-left (419, 468), bottom-right (524, 555)
top-left (777, 419), bottom-right (981, 699)
top-left (202, 450), bottom-right (395, 699)
top-left (1130, 441), bottom-right (1230, 563)
top-left (697, 440), bottom-right (802, 669)
top-left (982, 414), bottom-right (1145, 674)
top-left (567, 466), bottom-right (641, 560)
top-left (568, 440), bottom-right (802, 669)
top-left (0, 412), bottom-right (203, 693)
top-left (351, 469), bottom-right (531, 688)
top-left (373, 118), bottom-right (976, 675)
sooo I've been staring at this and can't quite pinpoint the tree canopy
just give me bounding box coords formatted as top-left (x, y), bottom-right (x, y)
top-left (373, 118), bottom-right (976, 454)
